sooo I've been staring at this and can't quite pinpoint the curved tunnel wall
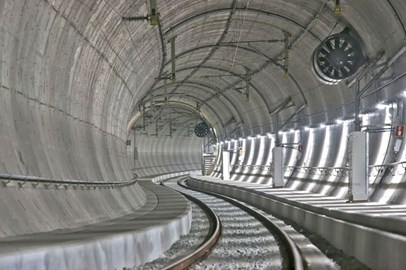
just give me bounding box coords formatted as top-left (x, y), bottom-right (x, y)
top-left (1, 0), bottom-right (406, 238)
top-left (132, 135), bottom-right (203, 177)
top-left (0, 0), bottom-right (151, 236)
top-left (211, 83), bottom-right (406, 205)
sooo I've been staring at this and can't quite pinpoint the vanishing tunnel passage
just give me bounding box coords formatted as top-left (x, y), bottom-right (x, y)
top-left (0, 0), bottom-right (406, 269)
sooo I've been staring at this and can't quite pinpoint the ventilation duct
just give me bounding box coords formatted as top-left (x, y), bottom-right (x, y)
top-left (194, 122), bottom-right (210, 137)
top-left (312, 27), bottom-right (365, 85)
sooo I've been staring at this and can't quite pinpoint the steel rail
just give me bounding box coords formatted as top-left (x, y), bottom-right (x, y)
top-left (161, 179), bottom-right (222, 270)
top-left (178, 177), bottom-right (305, 270)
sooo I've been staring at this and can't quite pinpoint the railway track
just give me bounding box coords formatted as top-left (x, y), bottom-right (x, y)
top-left (157, 176), bottom-right (305, 270)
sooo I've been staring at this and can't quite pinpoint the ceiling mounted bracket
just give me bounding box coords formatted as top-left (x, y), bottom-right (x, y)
top-left (334, 0), bottom-right (342, 16)
top-left (283, 31), bottom-right (291, 78)
top-left (168, 36), bottom-right (177, 84)
top-left (122, 0), bottom-right (158, 26)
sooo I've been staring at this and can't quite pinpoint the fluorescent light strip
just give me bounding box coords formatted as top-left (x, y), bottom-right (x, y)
top-left (306, 127), bottom-right (331, 192)
top-left (256, 136), bottom-right (265, 165)
top-left (287, 131), bottom-right (300, 168)
top-left (379, 108), bottom-right (398, 203)
top-left (292, 129), bottom-right (314, 189)
top-left (246, 138), bottom-right (256, 183)
top-left (230, 140), bottom-right (238, 180)
top-left (236, 139), bottom-right (247, 181)
top-left (321, 124), bottom-right (349, 195)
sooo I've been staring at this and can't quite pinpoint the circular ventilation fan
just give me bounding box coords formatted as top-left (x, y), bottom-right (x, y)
top-left (312, 28), bottom-right (364, 85)
top-left (194, 122), bottom-right (210, 137)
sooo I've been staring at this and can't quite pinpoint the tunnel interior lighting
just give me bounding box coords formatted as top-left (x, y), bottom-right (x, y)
top-left (336, 119), bottom-right (344, 124)
top-left (304, 126), bottom-right (311, 131)
top-left (256, 136), bottom-right (265, 166)
top-left (376, 103), bottom-right (388, 110)
top-left (319, 123), bottom-right (326, 128)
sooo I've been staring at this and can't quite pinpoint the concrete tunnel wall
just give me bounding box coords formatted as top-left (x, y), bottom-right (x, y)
top-left (211, 80), bottom-right (406, 205)
top-left (131, 135), bottom-right (203, 177)
top-left (1, 0), bottom-right (406, 240)
top-left (0, 0), bottom-right (203, 237)
top-left (0, 1), bottom-right (201, 237)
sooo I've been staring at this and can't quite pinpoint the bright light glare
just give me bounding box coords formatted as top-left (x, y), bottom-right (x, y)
top-left (336, 119), bottom-right (344, 124)
top-left (304, 126), bottom-right (310, 131)
top-left (376, 103), bottom-right (387, 110)
top-left (319, 123), bottom-right (326, 128)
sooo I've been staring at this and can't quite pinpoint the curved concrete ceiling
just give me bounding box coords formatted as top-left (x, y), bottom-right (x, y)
top-left (1, 0), bottom-right (406, 249)
top-left (1, 0), bottom-right (405, 180)
top-left (117, 0), bottom-right (406, 138)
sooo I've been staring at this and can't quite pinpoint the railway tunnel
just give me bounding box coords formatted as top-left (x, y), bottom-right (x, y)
top-left (0, 0), bottom-right (406, 269)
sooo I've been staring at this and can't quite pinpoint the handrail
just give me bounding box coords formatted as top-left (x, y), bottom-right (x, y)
top-left (233, 164), bottom-right (406, 170)
top-left (0, 173), bottom-right (137, 188)
top-left (369, 160), bottom-right (406, 168)
top-left (286, 165), bottom-right (348, 170)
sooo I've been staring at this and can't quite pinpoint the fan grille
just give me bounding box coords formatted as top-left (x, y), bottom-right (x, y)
top-left (194, 122), bottom-right (210, 137)
top-left (312, 29), bottom-right (363, 84)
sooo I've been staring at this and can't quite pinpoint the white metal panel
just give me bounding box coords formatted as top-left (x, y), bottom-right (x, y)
top-left (222, 150), bottom-right (230, 180)
top-left (349, 131), bottom-right (369, 201)
top-left (273, 147), bottom-right (284, 187)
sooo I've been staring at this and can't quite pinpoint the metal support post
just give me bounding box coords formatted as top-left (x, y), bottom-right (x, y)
top-left (354, 80), bottom-right (362, 131)
top-left (348, 131), bottom-right (369, 201)
top-left (272, 147), bottom-right (284, 187)
top-left (169, 37), bottom-right (176, 83)
top-left (222, 150), bottom-right (230, 180)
